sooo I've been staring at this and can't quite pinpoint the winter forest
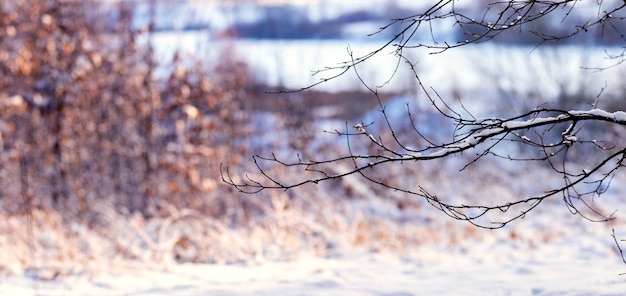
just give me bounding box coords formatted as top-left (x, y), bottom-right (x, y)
top-left (2, 0), bottom-right (626, 295)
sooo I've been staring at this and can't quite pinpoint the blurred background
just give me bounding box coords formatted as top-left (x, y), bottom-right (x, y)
top-left (0, 0), bottom-right (625, 277)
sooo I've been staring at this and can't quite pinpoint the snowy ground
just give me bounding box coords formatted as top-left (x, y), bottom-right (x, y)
top-left (2, 243), bottom-right (625, 295)
top-left (2, 206), bottom-right (625, 295)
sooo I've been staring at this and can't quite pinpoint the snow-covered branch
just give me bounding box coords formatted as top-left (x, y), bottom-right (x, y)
top-left (222, 0), bottom-right (626, 235)
top-left (222, 104), bottom-right (626, 228)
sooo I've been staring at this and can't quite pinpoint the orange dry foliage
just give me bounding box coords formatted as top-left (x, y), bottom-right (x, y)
top-left (0, 0), bottom-right (258, 219)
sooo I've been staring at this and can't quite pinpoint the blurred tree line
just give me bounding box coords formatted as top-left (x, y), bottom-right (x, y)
top-left (150, 0), bottom-right (626, 45)
top-left (0, 0), bottom-right (263, 221)
top-left (455, 0), bottom-right (626, 45)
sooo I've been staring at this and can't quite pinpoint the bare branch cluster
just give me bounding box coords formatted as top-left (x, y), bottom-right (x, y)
top-left (280, 0), bottom-right (626, 93)
top-left (223, 1), bottom-right (626, 230)
top-left (223, 92), bottom-right (626, 228)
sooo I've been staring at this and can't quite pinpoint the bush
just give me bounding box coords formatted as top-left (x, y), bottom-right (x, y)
top-left (0, 0), bottom-right (256, 219)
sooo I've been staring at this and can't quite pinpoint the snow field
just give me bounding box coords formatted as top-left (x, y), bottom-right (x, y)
top-left (1, 155), bottom-right (625, 295)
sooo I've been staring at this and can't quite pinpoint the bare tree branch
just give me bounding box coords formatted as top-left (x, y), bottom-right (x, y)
top-left (222, 0), bottom-right (626, 257)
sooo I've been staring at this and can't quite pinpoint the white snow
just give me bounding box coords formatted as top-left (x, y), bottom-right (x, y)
top-left (2, 164), bottom-right (625, 295)
top-left (573, 108), bottom-right (616, 119)
top-left (1, 224), bottom-right (625, 295)
top-left (145, 34), bottom-right (626, 109)
top-left (3, 2), bottom-right (625, 295)
top-left (2, 170), bottom-right (626, 295)
top-left (569, 109), bottom-right (626, 123)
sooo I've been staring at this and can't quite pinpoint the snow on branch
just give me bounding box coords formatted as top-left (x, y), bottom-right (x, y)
top-left (222, 105), bottom-right (626, 228)
top-left (222, 0), bottom-right (626, 232)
